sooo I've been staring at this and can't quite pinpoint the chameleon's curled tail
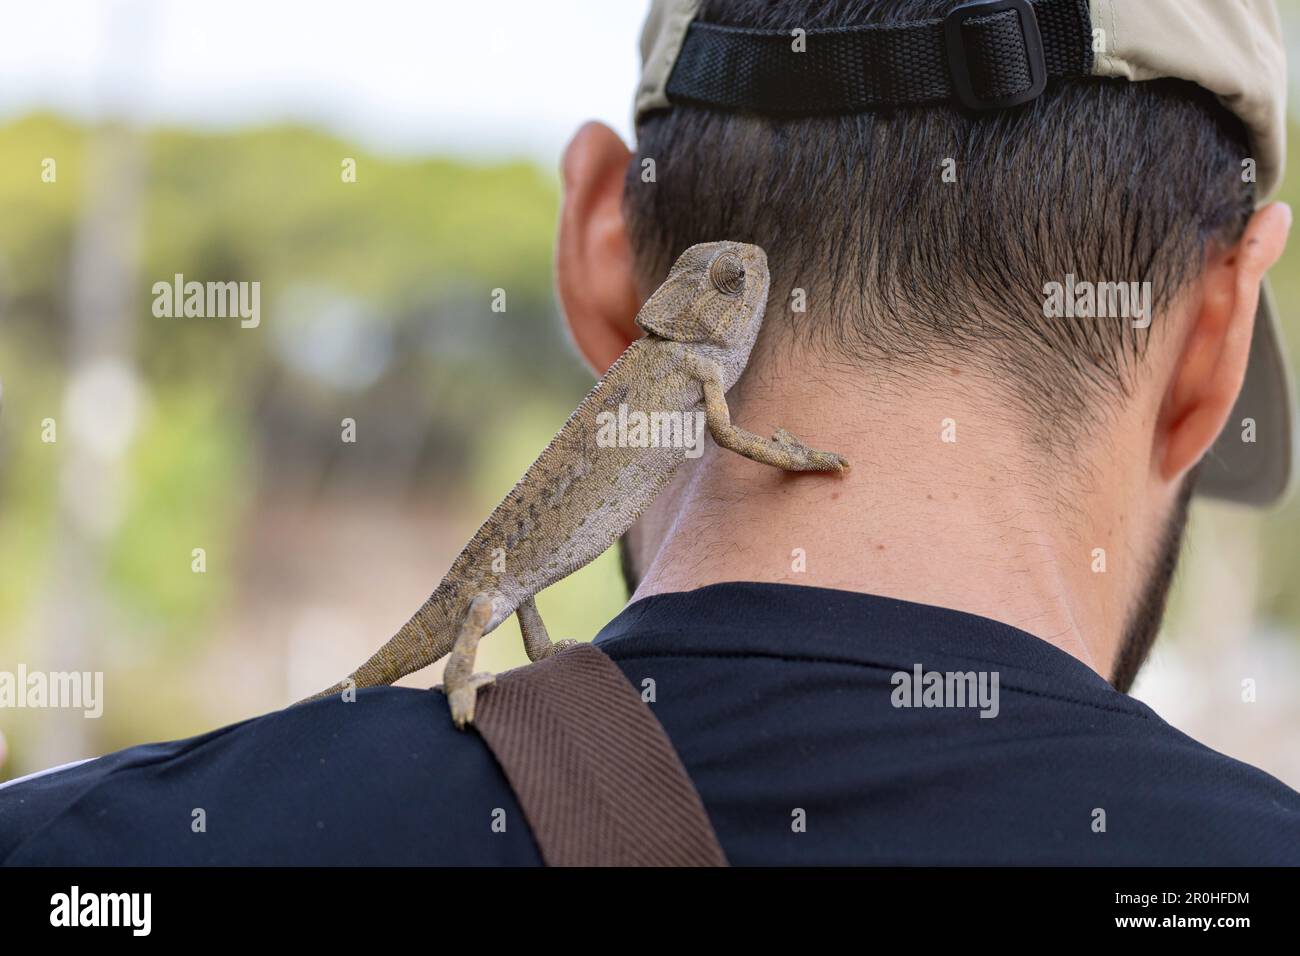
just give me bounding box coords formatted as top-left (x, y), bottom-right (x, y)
top-left (296, 612), bottom-right (451, 705)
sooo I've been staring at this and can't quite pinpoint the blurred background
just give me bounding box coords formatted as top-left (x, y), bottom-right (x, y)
top-left (0, 0), bottom-right (1297, 786)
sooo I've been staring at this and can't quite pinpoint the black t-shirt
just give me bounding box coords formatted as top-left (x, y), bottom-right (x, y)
top-left (2, 582), bottom-right (1297, 865)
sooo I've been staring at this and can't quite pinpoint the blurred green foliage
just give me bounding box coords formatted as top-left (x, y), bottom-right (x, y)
top-left (0, 113), bottom-right (626, 776)
top-left (0, 112), bottom-right (588, 630)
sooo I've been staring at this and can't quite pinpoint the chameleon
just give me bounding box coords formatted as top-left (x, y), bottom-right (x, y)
top-left (300, 240), bottom-right (848, 727)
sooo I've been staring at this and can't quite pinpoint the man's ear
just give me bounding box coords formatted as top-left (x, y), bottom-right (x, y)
top-left (556, 121), bottom-right (643, 375)
top-left (1157, 202), bottom-right (1291, 485)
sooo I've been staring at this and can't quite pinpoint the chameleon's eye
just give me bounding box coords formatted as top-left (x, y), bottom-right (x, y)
top-left (709, 253), bottom-right (745, 296)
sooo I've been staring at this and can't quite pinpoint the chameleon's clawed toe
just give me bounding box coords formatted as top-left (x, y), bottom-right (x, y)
top-left (448, 672), bottom-right (495, 729)
top-left (809, 450), bottom-right (851, 473)
top-left (772, 427), bottom-right (849, 473)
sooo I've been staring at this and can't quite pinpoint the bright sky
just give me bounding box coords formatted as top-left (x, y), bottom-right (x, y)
top-left (0, 0), bottom-right (648, 161)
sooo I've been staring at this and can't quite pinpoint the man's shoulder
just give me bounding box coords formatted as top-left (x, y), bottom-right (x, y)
top-left (1053, 700), bottom-right (1300, 864)
top-left (593, 587), bottom-right (1300, 866)
top-left (0, 688), bottom-right (542, 866)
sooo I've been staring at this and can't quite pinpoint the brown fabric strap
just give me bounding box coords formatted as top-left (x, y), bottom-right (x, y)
top-left (471, 642), bottom-right (727, 867)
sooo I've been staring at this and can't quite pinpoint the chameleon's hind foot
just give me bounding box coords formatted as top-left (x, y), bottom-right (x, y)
top-left (538, 638), bottom-right (580, 660)
top-left (517, 596), bottom-right (579, 663)
top-left (444, 593), bottom-right (497, 730)
top-left (772, 428), bottom-right (850, 473)
top-left (448, 672), bottom-right (495, 730)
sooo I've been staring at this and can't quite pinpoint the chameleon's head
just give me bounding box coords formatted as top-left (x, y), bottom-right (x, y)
top-left (634, 241), bottom-right (770, 349)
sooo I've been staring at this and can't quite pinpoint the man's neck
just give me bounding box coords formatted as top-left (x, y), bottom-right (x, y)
top-left (629, 355), bottom-right (1156, 679)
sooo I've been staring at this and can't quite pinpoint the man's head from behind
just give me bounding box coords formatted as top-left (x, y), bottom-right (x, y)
top-left (555, 0), bottom-right (1291, 691)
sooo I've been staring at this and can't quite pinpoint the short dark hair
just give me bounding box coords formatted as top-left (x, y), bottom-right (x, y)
top-left (623, 0), bottom-right (1254, 440)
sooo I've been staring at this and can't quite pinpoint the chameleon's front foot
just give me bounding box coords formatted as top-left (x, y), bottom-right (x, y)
top-left (701, 373), bottom-right (849, 475)
top-left (772, 428), bottom-right (851, 473)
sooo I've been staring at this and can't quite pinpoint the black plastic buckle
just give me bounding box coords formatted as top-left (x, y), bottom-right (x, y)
top-left (944, 0), bottom-right (1047, 110)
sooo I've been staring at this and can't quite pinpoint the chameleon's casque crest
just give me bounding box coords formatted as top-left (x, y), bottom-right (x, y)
top-left (634, 241), bottom-right (768, 348)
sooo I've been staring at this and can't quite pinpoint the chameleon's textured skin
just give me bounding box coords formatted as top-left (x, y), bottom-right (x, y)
top-left (301, 241), bottom-right (847, 723)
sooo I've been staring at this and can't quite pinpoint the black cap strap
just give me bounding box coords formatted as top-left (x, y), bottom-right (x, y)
top-left (664, 0), bottom-right (1093, 114)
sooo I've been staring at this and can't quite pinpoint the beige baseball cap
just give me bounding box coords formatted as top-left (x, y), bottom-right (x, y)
top-left (634, 0), bottom-right (1295, 506)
